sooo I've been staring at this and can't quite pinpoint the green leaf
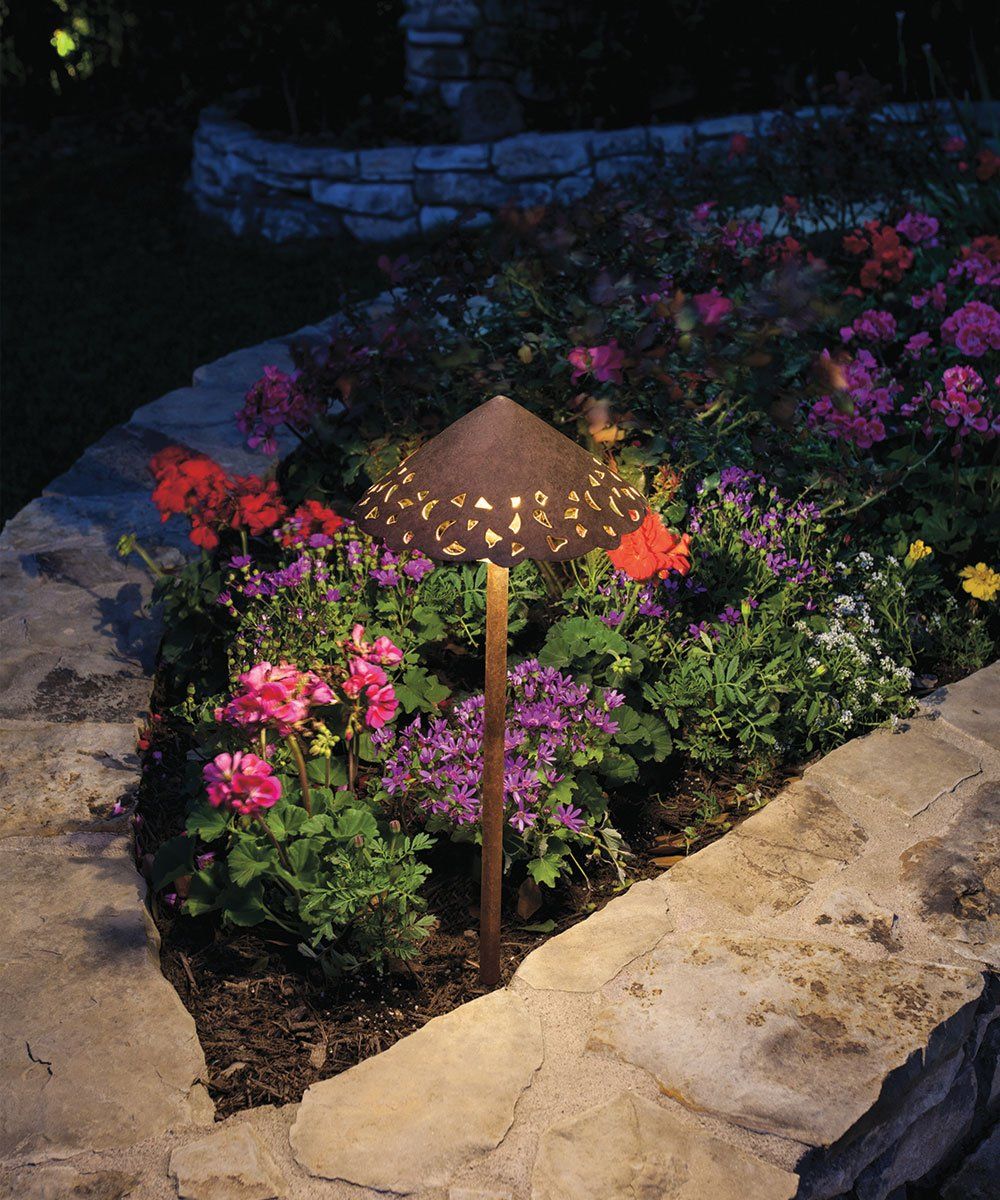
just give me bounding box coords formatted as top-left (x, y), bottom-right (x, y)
top-left (183, 870), bottom-right (222, 917)
top-left (394, 666), bottom-right (451, 713)
top-left (220, 883), bottom-right (268, 927)
top-left (599, 750), bottom-right (638, 784)
top-left (411, 605), bottom-right (446, 644)
top-left (227, 841), bottom-right (273, 887)
top-left (539, 616), bottom-right (628, 668)
top-left (151, 835), bottom-right (194, 891)
top-left (299, 813), bottom-right (335, 836)
top-left (286, 838), bottom-right (320, 882)
top-left (185, 802), bottom-right (231, 842)
top-left (332, 807), bottom-right (379, 842)
top-left (527, 851), bottom-right (566, 888)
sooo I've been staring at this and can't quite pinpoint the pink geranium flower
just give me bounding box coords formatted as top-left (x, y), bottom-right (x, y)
top-left (895, 211), bottom-right (939, 245)
top-left (364, 684), bottom-right (398, 729)
top-left (369, 636), bottom-right (404, 665)
top-left (910, 282), bottom-right (947, 312)
top-left (693, 289), bottom-right (733, 326)
top-left (840, 310), bottom-right (897, 344)
top-left (904, 331), bottom-right (934, 359)
top-left (219, 660), bottom-right (333, 736)
top-left (203, 751), bottom-right (281, 817)
top-left (941, 301), bottom-right (1000, 358)
top-left (343, 657), bottom-right (388, 699)
top-left (567, 340), bottom-right (625, 385)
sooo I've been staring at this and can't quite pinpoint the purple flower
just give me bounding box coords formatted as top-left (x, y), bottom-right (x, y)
top-left (403, 554), bottom-right (434, 582)
top-left (895, 210), bottom-right (939, 245)
top-left (554, 804), bottom-right (586, 833)
top-left (379, 661), bottom-right (620, 844)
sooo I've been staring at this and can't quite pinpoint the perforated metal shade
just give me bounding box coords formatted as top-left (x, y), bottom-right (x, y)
top-left (352, 395), bottom-right (648, 567)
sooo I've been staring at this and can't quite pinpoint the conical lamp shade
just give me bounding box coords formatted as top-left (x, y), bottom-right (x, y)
top-left (352, 395), bottom-right (647, 567)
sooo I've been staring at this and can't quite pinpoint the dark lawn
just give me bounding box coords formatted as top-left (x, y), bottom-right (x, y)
top-left (1, 133), bottom-right (393, 525)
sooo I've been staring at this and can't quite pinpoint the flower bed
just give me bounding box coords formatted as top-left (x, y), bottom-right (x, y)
top-left (125, 132), bottom-right (999, 1114)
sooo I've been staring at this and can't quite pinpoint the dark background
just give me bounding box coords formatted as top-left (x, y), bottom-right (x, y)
top-left (2, 0), bottom-right (997, 523)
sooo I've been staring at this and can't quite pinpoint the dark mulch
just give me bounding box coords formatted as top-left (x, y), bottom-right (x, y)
top-left (154, 860), bottom-right (645, 1116)
top-left (137, 696), bottom-right (791, 1118)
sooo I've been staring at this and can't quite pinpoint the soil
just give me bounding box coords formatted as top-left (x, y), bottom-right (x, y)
top-left (137, 705), bottom-right (789, 1117)
top-left (155, 859), bottom-right (645, 1115)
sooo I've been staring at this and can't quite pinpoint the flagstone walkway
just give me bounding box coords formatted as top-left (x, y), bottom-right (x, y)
top-left (1, 324), bottom-right (997, 1200)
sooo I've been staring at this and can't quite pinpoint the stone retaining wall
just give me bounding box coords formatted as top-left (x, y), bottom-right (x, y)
top-left (1, 321), bottom-right (997, 1199)
top-left (401, 0), bottom-right (561, 129)
top-left (190, 99), bottom-right (985, 243)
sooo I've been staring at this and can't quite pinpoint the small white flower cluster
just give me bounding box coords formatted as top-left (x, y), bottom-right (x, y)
top-left (812, 588), bottom-right (913, 723)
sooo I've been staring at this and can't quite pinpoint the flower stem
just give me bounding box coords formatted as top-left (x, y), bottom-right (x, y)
top-left (130, 539), bottom-right (166, 579)
top-left (287, 734), bottom-right (312, 816)
top-left (255, 817), bottom-right (300, 887)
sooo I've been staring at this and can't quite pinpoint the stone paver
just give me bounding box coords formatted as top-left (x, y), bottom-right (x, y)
top-left (0, 645), bottom-right (153, 724)
top-left (190, 339), bottom-right (297, 391)
top-left (531, 1092), bottom-right (798, 1200)
top-left (289, 991), bottom-right (543, 1192)
top-left (170, 1126), bottom-right (284, 1200)
top-left (899, 780), bottom-right (1000, 967)
top-left (665, 781), bottom-right (867, 917)
top-left (3, 1162), bottom-right (139, 1199)
top-left (806, 721), bottom-right (981, 817)
top-left (921, 661), bottom-right (1000, 750)
top-left (0, 720), bottom-right (138, 838)
top-left (516, 878), bottom-right (672, 992)
top-left (0, 834), bottom-right (212, 1162)
top-left (588, 932), bottom-right (986, 1146)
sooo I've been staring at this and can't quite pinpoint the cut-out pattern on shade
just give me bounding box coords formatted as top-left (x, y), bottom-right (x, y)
top-left (353, 395), bottom-right (648, 567)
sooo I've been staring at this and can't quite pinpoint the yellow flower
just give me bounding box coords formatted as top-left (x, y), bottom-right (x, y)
top-left (905, 539), bottom-right (933, 566)
top-left (959, 562), bottom-right (1000, 602)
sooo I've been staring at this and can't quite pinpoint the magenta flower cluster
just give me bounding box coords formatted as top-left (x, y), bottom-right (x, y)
top-left (216, 661), bottom-right (334, 736)
top-left (343, 624), bottom-right (402, 730)
top-left (802, 224), bottom-right (998, 459)
top-left (237, 366), bottom-right (325, 455)
top-left (567, 340), bottom-right (626, 385)
top-left (808, 349), bottom-right (901, 449)
top-left (203, 751), bottom-right (281, 817)
top-left (380, 660), bottom-right (625, 837)
top-left (345, 538), bottom-right (434, 588)
top-left (905, 365), bottom-right (1000, 451)
top-left (840, 309), bottom-right (897, 345)
top-left (941, 300), bottom-right (1000, 358)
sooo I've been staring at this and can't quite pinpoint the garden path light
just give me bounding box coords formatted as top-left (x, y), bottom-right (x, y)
top-left (354, 394), bottom-right (647, 985)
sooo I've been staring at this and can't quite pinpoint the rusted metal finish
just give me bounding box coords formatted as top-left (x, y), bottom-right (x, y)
top-left (479, 561), bottom-right (509, 987)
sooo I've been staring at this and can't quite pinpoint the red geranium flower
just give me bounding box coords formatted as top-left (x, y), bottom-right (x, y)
top-left (234, 477), bottom-right (287, 536)
top-left (607, 511), bottom-right (692, 581)
top-left (281, 499), bottom-right (345, 547)
top-left (148, 447), bottom-right (287, 548)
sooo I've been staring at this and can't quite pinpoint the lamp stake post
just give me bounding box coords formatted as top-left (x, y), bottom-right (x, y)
top-left (479, 562), bottom-right (509, 985)
top-left (353, 396), bottom-right (647, 988)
